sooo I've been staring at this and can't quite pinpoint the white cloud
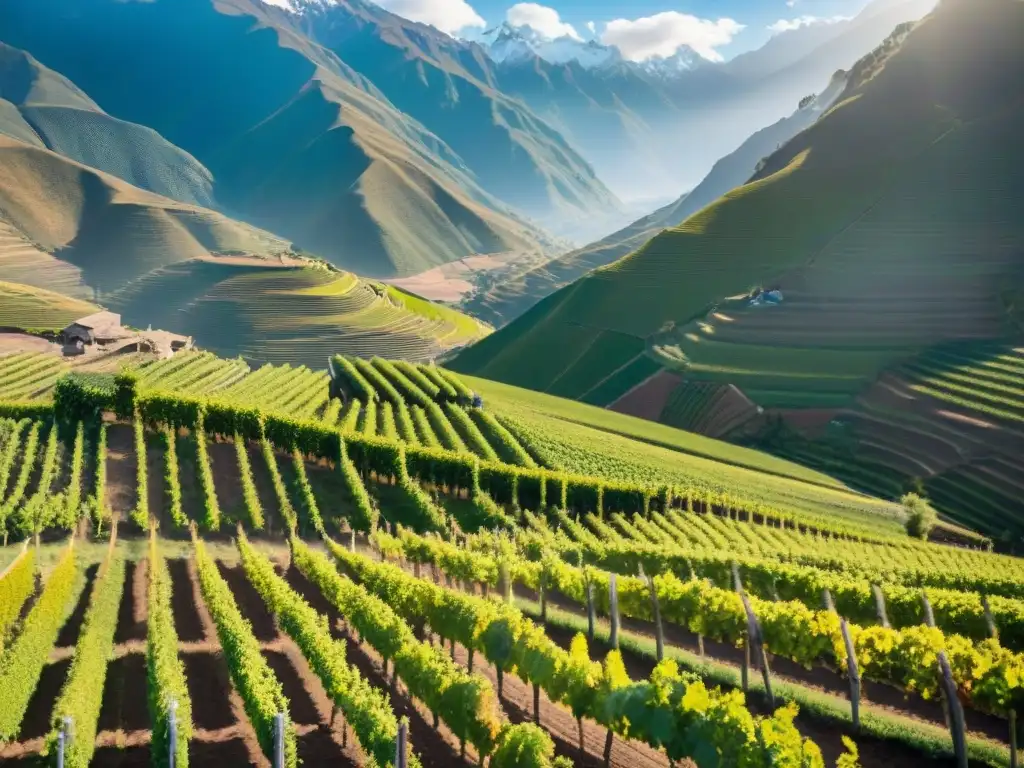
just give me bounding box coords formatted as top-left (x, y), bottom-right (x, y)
top-left (506, 3), bottom-right (581, 40)
top-left (601, 12), bottom-right (743, 62)
top-left (786, 0), bottom-right (797, 7)
top-left (768, 15), bottom-right (849, 33)
top-left (586, 20), bottom-right (596, 35)
top-left (375, 0), bottom-right (485, 33)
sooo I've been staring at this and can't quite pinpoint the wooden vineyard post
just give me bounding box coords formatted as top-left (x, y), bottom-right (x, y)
top-left (539, 570), bottom-right (548, 622)
top-left (822, 587), bottom-right (835, 613)
top-left (871, 584), bottom-right (890, 628)
top-left (169, 699), bottom-right (179, 768)
top-left (586, 578), bottom-right (596, 643)
top-left (609, 573), bottom-right (621, 650)
top-left (839, 619), bottom-right (861, 731)
top-left (642, 567), bottom-right (665, 662)
top-left (739, 591), bottom-right (774, 708)
top-left (922, 593), bottom-right (968, 768)
top-left (274, 712), bottom-right (286, 768)
top-left (498, 560), bottom-right (513, 605)
top-left (981, 595), bottom-right (999, 641)
top-left (732, 564), bottom-right (749, 693)
top-left (1011, 709), bottom-right (1019, 768)
top-left (938, 651), bottom-right (968, 768)
top-left (394, 719), bottom-right (409, 768)
top-left (349, 529), bottom-right (356, 553)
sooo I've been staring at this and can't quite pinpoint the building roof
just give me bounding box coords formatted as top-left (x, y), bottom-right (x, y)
top-left (67, 311), bottom-right (123, 335)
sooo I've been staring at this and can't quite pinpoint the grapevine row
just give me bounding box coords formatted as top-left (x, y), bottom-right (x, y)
top-left (0, 542), bottom-right (78, 738)
top-left (353, 357), bottom-right (402, 405)
top-left (292, 537), bottom-right (565, 761)
top-left (0, 545), bottom-right (35, 650)
top-left (444, 403), bottom-right (498, 461)
top-left (539, 511), bottom-right (1024, 652)
top-left (469, 408), bottom-right (536, 467)
top-left (148, 531), bottom-right (194, 767)
top-left (261, 438), bottom-right (298, 533)
top-left (324, 534), bottom-right (830, 767)
top-left (235, 435), bottom-right (265, 530)
top-left (130, 416), bottom-right (149, 529)
top-left (393, 360), bottom-right (441, 400)
top-left (291, 448), bottom-right (325, 534)
top-left (193, 425), bottom-right (221, 531)
top-left (416, 364), bottom-right (458, 402)
top-left (0, 420), bottom-right (41, 539)
top-left (330, 355), bottom-right (375, 403)
top-left (15, 422), bottom-right (61, 539)
top-left (237, 531), bottom-right (417, 768)
top-left (62, 421), bottom-right (85, 529)
top-left (391, 525), bottom-right (1024, 718)
top-left (425, 402), bottom-right (465, 453)
top-left (192, 532), bottom-right (297, 766)
top-left (91, 423), bottom-right (109, 533)
top-left (47, 552), bottom-right (126, 767)
top-left (164, 427), bottom-right (187, 528)
top-left (372, 357), bottom-right (432, 408)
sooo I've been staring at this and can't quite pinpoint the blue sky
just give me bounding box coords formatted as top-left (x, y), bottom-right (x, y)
top-left (372, 0), bottom-right (875, 60)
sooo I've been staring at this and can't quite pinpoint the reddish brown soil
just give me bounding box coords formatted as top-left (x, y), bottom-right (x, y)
top-left (167, 558), bottom-right (205, 643)
top-left (215, 562), bottom-right (278, 641)
top-left (207, 439), bottom-right (244, 525)
top-left (114, 559), bottom-right (148, 644)
top-left (56, 562), bottom-right (98, 648)
top-left (305, 462), bottom-right (353, 535)
top-left (8, 656), bottom-right (72, 742)
top-left (92, 743), bottom-right (151, 767)
top-left (98, 651), bottom-right (150, 734)
top-left (608, 370), bottom-right (682, 421)
top-left (106, 424), bottom-right (138, 527)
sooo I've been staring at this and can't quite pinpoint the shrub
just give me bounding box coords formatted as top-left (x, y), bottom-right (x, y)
top-left (902, 492), bottom-right (937, 539)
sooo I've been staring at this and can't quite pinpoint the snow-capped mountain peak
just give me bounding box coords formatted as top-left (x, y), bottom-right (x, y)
top-left (478, 22), bottom-right (622, 69)
top-left (635, 47), bottom-right (703, 78)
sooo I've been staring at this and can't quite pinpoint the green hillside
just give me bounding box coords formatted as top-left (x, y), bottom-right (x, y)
top-left (0, 0), bottom-right (610, 274)
top-left (453, 0), bottom-right (1024, 404)
top-left (0, 280), bottom-right (98, 331)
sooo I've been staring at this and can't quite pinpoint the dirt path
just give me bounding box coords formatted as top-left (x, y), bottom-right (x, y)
top-left (106, 424), bottom-right (138, 527)
top-left (208, 439), bottom-right (244, 526)
top-left (305, 461), bottom-right (352, 535)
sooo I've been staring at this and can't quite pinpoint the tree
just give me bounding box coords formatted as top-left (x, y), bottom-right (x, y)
top-left (798, 94), bottom-right (816, 109)
top-left (902, 492), bottom-right (937, 539)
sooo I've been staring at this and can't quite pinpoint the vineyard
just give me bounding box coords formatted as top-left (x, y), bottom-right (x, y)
top-left (0, 348), bottom-right (1022, 766)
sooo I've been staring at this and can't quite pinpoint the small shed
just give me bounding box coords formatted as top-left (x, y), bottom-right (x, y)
top-left (62, 311), bottom-right (128, 345)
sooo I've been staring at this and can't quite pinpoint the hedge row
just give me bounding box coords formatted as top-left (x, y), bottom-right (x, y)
top-left (46, 378), bottom-right (671, 520)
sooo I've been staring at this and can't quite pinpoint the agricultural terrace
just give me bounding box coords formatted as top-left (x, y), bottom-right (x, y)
top-left (772, 344), bottom-right (1024, 547)
top-left (0, 349), bottom-right (1022, 767)
top-left (103, 261), bottom-right (490, 367)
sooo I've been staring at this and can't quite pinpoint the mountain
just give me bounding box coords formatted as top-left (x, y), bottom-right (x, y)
top-left (485, 0), bottom-right (937, 202)
top-left (478, 23), bottom-right (624, 68)
top-left (464, 73), bottom-right (849, 328)
top-left (0, 129), bottom-right (489, 364)
top-left (0, 0), bottom-right (613, 275)
top-left (451, 0), bottom-right (1024, 420)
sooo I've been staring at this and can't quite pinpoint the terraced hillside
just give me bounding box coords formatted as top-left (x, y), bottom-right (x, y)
top-left (106, 263), bottom-right (489, 366)
top-left (764, 344), bottom-right (1024, 547)
top-left (452, 0), bottom-right (1024, 406)
top-left (0, 281), bottom-right (98, 333)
